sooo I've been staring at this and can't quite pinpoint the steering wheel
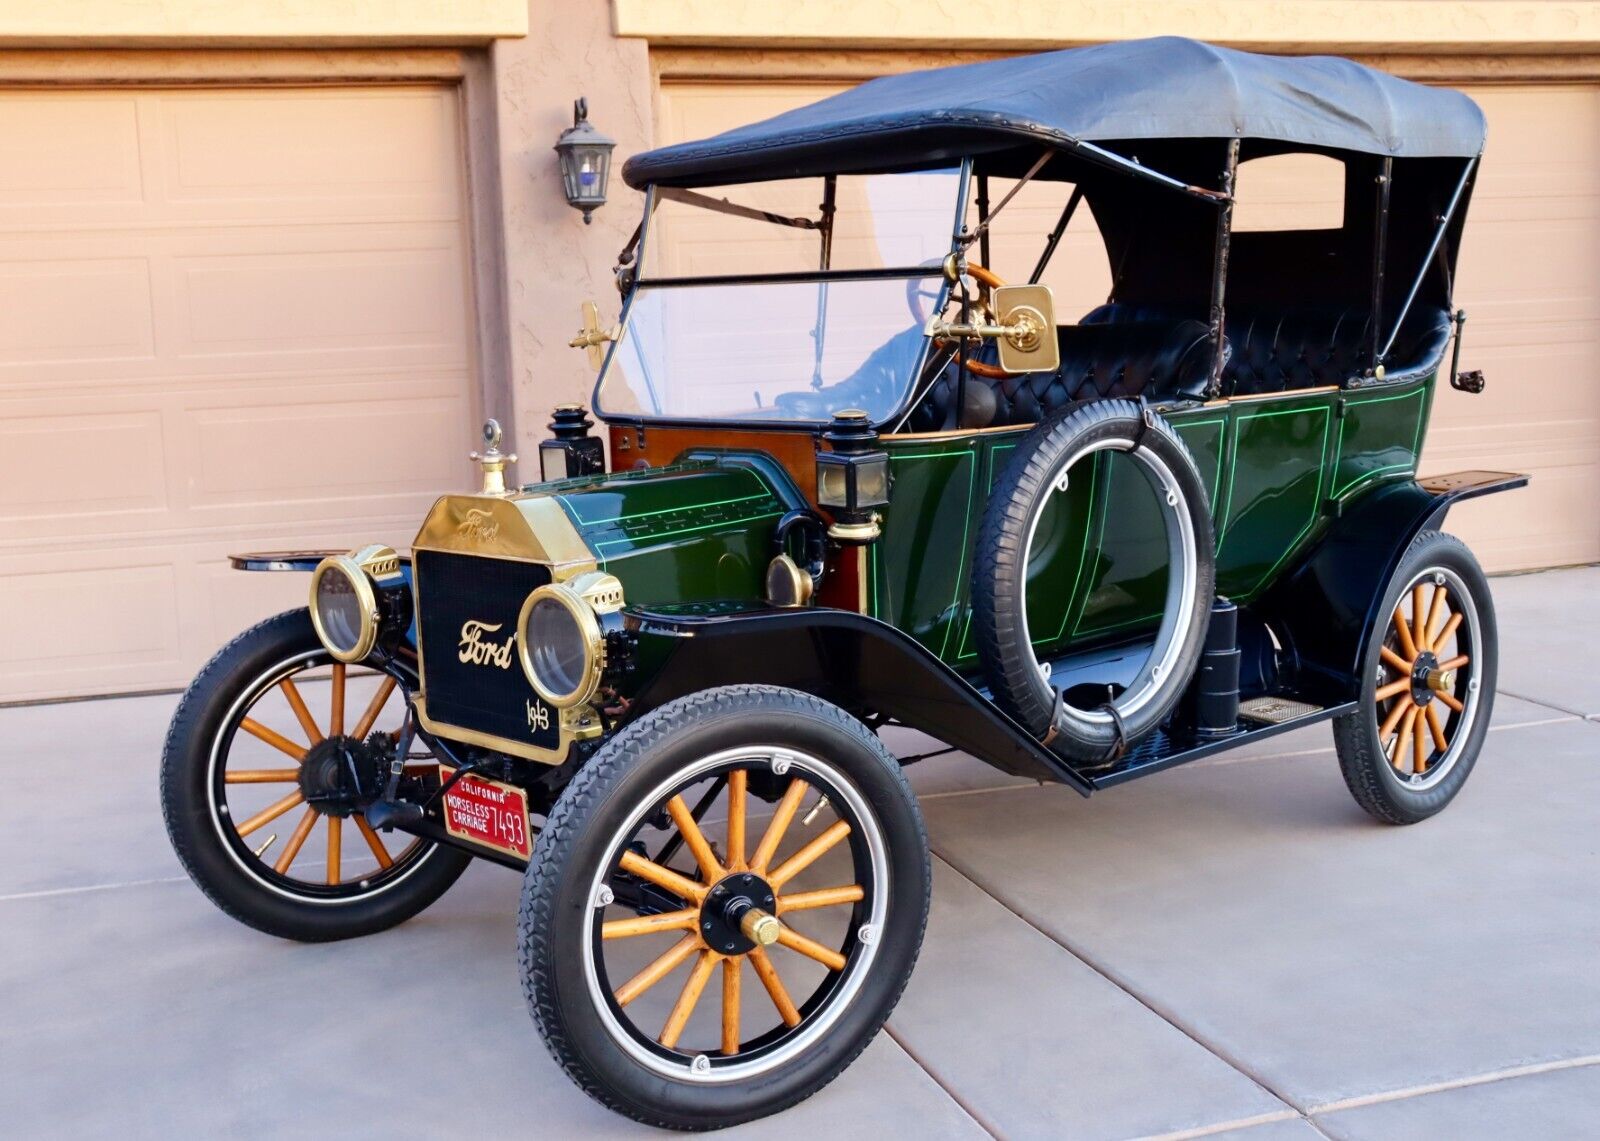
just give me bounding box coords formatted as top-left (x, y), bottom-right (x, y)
top-left (933, 262), bottom-right (1011, 379)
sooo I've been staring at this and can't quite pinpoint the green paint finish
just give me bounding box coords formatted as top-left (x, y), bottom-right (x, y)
top-left (554, 462), bottom-right (789, 609)
top-left (1330, 382), bottom-right (1428, 501)
top-left (550, 370), bottom-right (1437, 670)
top-left (873, 375), bottom-right (1434, 666)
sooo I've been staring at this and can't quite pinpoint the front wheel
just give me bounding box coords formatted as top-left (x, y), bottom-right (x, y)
top-left (1332, 531), bottom-right (1497, 824)
top-left (519, 686), bottom-right (930, 1130)
top-left (160, 609), bottom-right (470, 941)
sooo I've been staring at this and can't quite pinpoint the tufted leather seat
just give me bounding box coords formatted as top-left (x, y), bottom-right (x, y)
top-left (1083, 302), bottom-right (1453, 396)
top-left (903, 319), bottom-right (1216, 431)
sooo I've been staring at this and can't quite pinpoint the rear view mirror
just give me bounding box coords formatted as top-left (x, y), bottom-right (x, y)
top-left (993, 284), bottom-right (1059, 374)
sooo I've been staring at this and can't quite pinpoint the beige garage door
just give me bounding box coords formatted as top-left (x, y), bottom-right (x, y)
top-left (0, 86), bottom-right (478, 702)
top-left (658, 79), bottom-right (1600, 573)
top-left (1424, 85), bottom-right (1600, 571)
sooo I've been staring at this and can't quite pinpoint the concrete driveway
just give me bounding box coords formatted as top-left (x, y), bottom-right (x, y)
top-left (2, 566), bottom-right (1597, 1140)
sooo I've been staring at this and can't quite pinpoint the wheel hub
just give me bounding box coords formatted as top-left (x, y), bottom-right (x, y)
top-left (297, 735), bottom-right (387, 817)
top-left (1410, 651), bottom-right (1444, 705)
top-left (699, 872), bottom-right (778, 956)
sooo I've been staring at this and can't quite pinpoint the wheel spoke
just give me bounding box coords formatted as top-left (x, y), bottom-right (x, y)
top-left (1436, 654), bottom-right (1470, 672)
top-left (778, 884), bottom-right (865, 914)
top-left (224, 769), bottom-right (301, 784)
top-left (1391, 607), bottom-right (1419, 661)
top-left (235, 789), bottom-right (305, 837)
top-left (1433, 612), bottom-right (1464, 655)
top-left (1375, 676), bottom-right (1413, 703)
top-left (774, 924), bottom-right (848, 972)
top-left (619, 850), bottom-right (708, 904)
top-left (1425, 703), bottom-right (1450, 754)
top-left (1423, 585), bottom-right (1449, 653)
top-left (274, 806), bottom-right (319, 873)
top-left (330, 663), bottom-right (346, 736)
top-left (748, 946), bottom-right (801, 1027)
top-left (750, 777), bottom-right (810, 873)
top-left (355, 815), bottom-right (393, 869)
top-left (352, 675), bottom-right (398, 740)
top-left (1391, 704), bottom-right (1417, 769)
top-left (602, 908), bottom-right (699, 940)
top-left (327, 816), bottom-right (342, 884)
top-left (1411, 584), bottom-right (1429, 650)
top-left (726, 769), bottom-right (747, 871)
top-left (614, 932), bottom-right (700, 1007)
top-left (660, 950), bottom-right (718, 1049)
top-left (1412, 709), bottom-right (1428, 773)
top-left (721, 956), bottom-right (742, 1055)
top-left (278, 677), bottom-right (324, 745)
top-left (1379, 646), bottom-right (1411, 674)
top-left (238, 717), bottom-right (308, 762)
top-left (1436, 690), bottom-right (1465, 713)
top-left (769, 820), bottom-right (852, 890)
top-left (665, 794), bottom-right (724, 882)
top-left (1379, 696), bottom-right (1414, 742)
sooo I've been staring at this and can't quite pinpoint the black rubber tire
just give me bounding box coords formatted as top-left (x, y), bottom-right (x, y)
top-left (972, 398), bottom-right (1216, 759)
top-left (160, 609), bottom-right (471, 942)
top-left (1333, 531), bottom-right (1497, 824)
top-left (518, 685), bottom-right (931, 1131)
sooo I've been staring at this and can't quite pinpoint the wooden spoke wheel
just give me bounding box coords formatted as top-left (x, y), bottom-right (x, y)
top-left (1372, 567), bottom-right (1481, 788)
top-left (212, 649), bottom-right (432, 899)
top-left (519, 686), bottom-right (929, 1130)
top-left (1333, 531), bottom-right (1497, 825)
top-left (161, 609), bottom-right (470, 941)
top-left (588, 748), bottom-right (881, 1071)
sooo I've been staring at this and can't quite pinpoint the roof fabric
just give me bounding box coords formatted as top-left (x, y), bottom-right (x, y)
top-left (624, 38), bottom-right (1486, 189)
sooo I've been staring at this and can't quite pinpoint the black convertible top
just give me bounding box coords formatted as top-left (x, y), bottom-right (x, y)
top-left (625, 37), bottom-right (1486, 189)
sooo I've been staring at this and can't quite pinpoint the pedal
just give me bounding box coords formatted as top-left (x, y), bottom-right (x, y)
top-left (1238, 696), bottom-right (1322, 725)
top-left (365, 799), bottom-right (425, 831)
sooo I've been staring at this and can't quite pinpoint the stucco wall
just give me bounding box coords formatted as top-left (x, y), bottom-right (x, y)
top-left (492, 1), bottom-right (652, 463)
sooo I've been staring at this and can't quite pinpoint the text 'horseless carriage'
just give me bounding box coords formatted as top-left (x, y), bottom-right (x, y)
top-left (162, 39), bottom-right (1524, 1129)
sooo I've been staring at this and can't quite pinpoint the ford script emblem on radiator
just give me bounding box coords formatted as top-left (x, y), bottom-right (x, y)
top-left (458, 619), bottom-right (516, 669)
top-left (455, 507), bottom-right (500, 543)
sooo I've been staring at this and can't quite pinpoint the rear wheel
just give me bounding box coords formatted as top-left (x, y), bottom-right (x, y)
top-left (1333, 531), bottom-right (1496, 824)
top-left (519, 686), bottom-right (930, 1130)
top-left (160, 609), bottom-right (470, 941)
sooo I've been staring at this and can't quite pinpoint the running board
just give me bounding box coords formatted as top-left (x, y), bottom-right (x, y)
top-left (1077, 698), bottom-right (1356, 789)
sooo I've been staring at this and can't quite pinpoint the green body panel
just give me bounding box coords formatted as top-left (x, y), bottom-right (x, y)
top-left (871, 373), bottom-right (1435, 667)
top-left (519, 374), bottom-right (1432, 670)
top-left (548, 462), bottom-right (797, 608)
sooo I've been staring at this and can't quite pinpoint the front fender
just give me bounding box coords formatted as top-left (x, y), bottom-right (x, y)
top-left (616, 605), bottom-right (1094, 795)
top-left (1257, 470), bottom-right (1526, 704)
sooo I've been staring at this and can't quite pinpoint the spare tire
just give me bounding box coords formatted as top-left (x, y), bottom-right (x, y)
top-left (971, 399), bottom-right (1215, 762)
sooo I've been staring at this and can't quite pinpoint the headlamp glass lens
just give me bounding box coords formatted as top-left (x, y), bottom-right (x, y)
top-left (527, 594), bottom-right (590, 701)
top-left (314, 565), bottom-right (366, 655)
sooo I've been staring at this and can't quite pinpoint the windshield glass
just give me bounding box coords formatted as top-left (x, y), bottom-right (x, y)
top-left (595, 170), bottom-right (962, 425)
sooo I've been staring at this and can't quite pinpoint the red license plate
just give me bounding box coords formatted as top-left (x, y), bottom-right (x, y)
top-left (439, 767), bottom-right (532, 860)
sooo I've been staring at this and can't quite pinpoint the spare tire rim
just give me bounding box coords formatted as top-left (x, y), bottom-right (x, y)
top-left (1021, 437), bottom-right (1200, 730)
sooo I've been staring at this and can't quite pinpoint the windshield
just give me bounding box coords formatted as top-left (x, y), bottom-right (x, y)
top-left (595, 170), bottom-right (963, 425)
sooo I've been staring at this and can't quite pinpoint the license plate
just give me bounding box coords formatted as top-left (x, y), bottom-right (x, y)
top-left (439, 766), bottom-right (532, 860)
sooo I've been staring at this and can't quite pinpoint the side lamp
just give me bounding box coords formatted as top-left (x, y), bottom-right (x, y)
top-left (815, 409), bottom-right (890, 543)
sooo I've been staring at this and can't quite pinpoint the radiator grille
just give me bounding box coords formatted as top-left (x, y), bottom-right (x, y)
top-left (413, 550), bottom-right (560, 753)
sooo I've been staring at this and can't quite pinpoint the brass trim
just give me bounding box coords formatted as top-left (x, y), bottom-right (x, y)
top-left (516, 580), bottom-right (607, 708)
top-left (412, 492), bottom-right (597, 578)
top-left (765, 553), bottom-right (813, 607)
top-left (827, 517), bottom-right (882, 544)
top-left (414, 694), bottom-right (596, 766)
top-left (1204, 384), bottom-right (1342, 407)
top-left (308, 554), bottom-right (380, 663)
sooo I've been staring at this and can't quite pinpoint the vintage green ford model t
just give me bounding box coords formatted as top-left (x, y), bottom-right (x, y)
top-left (163, 39), bottom-right (1525, 1129)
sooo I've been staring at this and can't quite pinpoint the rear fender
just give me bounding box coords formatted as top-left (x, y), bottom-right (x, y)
top-left (1257, 471), bottom-right (1526, 704)
top-left (617, 606), bottom-right (1094, 795)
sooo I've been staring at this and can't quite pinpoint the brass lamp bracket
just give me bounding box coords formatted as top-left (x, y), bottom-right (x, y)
top-left (569, 300), bottom-right (620, 370)
top-left (469, 419), bottom-right (517, 496)
top-left (928, 306), bottom-right (1047, 353)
